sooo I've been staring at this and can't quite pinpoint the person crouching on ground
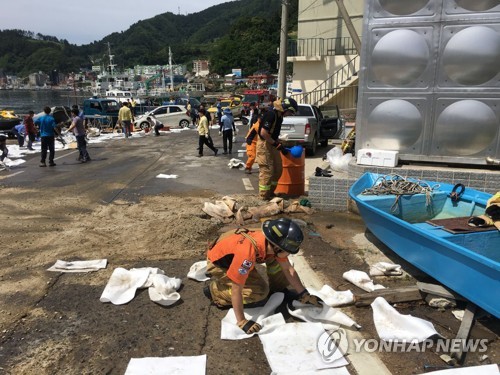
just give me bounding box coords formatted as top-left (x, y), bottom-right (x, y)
top-left (68, 108), bottom-right (90, 163)
top-left (196, 108), bottom-right (218, 157)
top-left (147, 115), bottom-right (164, 136)
top-left (203, 218), bottom-right (324, 334)
top-left (11, 123), bottom-right (25, 147)
top-left (0, 134), bottom-right (8, 169)
top-left (34, 106), bottom-right (59, 167)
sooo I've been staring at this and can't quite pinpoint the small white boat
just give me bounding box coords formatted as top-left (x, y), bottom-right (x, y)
top-left (105, 89), bottom-right (141, 105)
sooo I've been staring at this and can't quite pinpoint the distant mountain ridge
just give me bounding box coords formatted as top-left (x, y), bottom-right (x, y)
top-left (0, 0), bottom-right (296, 77)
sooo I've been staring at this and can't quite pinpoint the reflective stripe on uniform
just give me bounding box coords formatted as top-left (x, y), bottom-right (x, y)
top-left (259, 184), bottom-right (271, 191)
top-left (266, 262), bottom-right (282, 275)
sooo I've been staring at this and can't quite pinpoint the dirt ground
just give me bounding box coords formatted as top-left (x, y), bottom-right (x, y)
top-left (0, 186), bottom-right (498, 374)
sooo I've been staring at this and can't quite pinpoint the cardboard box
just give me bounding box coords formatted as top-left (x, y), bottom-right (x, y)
top-left (357, 148), bottom-right (399, 167)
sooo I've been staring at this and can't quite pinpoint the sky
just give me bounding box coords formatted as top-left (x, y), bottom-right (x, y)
top-left (0, 0), bottom-right (229, 45)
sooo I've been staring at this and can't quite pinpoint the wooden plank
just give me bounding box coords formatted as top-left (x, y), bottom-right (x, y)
top-left (450, 303), bottom-right (477, 364)
top-left (355, 285), bottom-right (423, 307)
top-left (416, 281), bottom-right (466, 301)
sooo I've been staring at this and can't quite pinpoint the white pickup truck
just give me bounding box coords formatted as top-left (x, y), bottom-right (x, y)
top-left (279, 104), bottom-right (343, 156)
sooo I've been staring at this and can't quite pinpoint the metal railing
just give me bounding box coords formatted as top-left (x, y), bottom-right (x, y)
top-left (288, 37), bottom-right (357, 57)
top-left (291, 55), bottom-right (360, 107)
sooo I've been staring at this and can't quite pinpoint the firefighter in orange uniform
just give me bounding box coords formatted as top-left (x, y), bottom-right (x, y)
top-left (255, 98), bottom-right (298, 200)
top-left (203, 218), bottom-right (324, 334)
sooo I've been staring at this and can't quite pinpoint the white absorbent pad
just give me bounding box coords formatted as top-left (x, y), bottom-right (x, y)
top-left (417, 364), bottom-right (499, 375)
top-left (187, 261), bottom-right (209, 282)
top-left (259, 322), bottom-right (349, 373)
top-left (343, 269), bottom-right (385, 292)
top-left (371, 296), bottom-right (438, 342)
top-left (309, 285), bottom-right (355, 307)
top-left (227, 158), bottom-right (245, 168)
top-left (369, 262), bottom-right (403, 276)
top-left (156, 174), bottom-right (178, 179)
top-left (124, 354), bottom-right (207, 375)
top-left (3, 157), bottom-right (26, 167)
top-left (221, 292), bottom-right (286, 340)
top-left (100, 267), bottom-right (181, 306)
top-left (288, 301), bottom-right (361, 330)
top-left (47, 259), bottom-right (107, 273)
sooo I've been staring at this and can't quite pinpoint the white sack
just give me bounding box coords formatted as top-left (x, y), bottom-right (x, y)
top-left (100, 268), bottom-right (150, 305)
top-left (371, 296), bottom-right (438, 343)
top-left (343, 269), bottom-right (385, 292)
top-left (47, 259), bottom-right (107, 273)
top-left (124, 354), bottom-right (207, 375)
top-left (221, 292), bottom-right (285, 340)
top-left (288, 301), bottom-right (361, 329)
top-left (369, 262), bottom-right (403, 276)
top-left (187, 261), bottom-right (209, 282)
top-left (309, 285), bottom-right (354, 307)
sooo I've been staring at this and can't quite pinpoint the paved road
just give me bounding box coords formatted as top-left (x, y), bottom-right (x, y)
top-left (1, 126), bottom-right (263, 201)
top-left (1, 124), bottom-right (334, 200)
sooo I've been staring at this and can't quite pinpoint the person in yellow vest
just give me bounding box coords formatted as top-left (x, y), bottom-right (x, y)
top-left (256, 98), bottom-right (298, 200)
top-left (118, 102), bottom-right (133, 138)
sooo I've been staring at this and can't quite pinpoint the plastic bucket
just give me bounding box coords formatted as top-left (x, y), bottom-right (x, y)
top-left (275, 149), bottom-right (305, 196)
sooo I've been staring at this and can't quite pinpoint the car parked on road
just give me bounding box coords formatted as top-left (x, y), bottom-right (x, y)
top-left (134, 105), bottom-right (191, 129)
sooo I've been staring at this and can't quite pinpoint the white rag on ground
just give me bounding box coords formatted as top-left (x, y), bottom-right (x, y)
top-left (47, 259), bottom-right (107, 273)
top-left (371, 296), bottom-right (438, 342)
top-left (287, 301), bottom-right (361, 330)
top-left (156, 174), bottom-right (178, 179)
top-left (100, 267), bottom-right (181, 306)
top-left (343, 269), bottom-right (385, 292)
top-left (227, 158), bottom-right (245, 169)
top-left (369, 262), bottom-right (403, 276)
top-left (309, 284), bottom-right (355, 307)
top-left (259, 322), bottom-right (349, 373)
top-left (124, 354), bottom-right (207, 375)
top-left (187, 260), bottom-right (209, 282)
top-left (2, 157), bottom-right (26, 167)
top-left (221, 293), bottom-right (286, 340)
top-left (417, 364), bottom-right (499, 375)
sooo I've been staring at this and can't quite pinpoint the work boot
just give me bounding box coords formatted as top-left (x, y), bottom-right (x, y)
top-left (214, 148), bottom-right (219, 156)
top-left (49, 162), bottom-right (56, 167)
top-left (39, 162), bottom-right (47, 167)
top-left (203, 284), bottom-right (212, 301)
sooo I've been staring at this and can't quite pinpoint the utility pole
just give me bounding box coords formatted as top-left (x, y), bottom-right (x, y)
top-left (334, 0), bottom-right (362, 54)
top-left (278, 0), bottom-right (288, 99)
top-left (169, 47), bottom-right (174, 91)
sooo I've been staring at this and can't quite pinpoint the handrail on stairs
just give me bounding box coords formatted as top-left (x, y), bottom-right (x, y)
top-left (291, 55), bottom-right (360, 106)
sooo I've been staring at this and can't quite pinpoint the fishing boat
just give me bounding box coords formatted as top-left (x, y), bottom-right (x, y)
top-left (349, 172), bottom-right (500, 318)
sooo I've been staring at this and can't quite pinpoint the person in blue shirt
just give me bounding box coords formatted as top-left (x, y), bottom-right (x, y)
top-left (34, 106), bottom-right (59, 167)
top-left (11, 123), bottom-right (26, 147)
top-left (219, 107), bottom-right (237, 155)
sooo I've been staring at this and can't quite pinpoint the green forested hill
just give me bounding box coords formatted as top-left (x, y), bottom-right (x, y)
top-left (0, 0), bottom-right (297, 77)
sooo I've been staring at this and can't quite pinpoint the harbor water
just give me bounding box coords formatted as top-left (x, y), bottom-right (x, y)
top-left (0, 89), bottom-right (87, 115)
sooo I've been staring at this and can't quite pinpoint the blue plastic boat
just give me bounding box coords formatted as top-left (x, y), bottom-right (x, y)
top-left (349, 172), bottom-right (500, 318)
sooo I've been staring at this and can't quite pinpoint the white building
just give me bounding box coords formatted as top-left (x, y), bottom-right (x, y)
top-left (193, 60), bottom-right (210, 77)
top-left (288, 0), bottom-right (363, 110)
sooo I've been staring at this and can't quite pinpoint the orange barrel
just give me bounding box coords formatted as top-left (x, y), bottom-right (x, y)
top-left (275, 149), bottom-right (305, 196)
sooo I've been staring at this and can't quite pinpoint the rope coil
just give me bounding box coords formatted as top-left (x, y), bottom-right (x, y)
top-left (361, 174), bottom-right (439, 212)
